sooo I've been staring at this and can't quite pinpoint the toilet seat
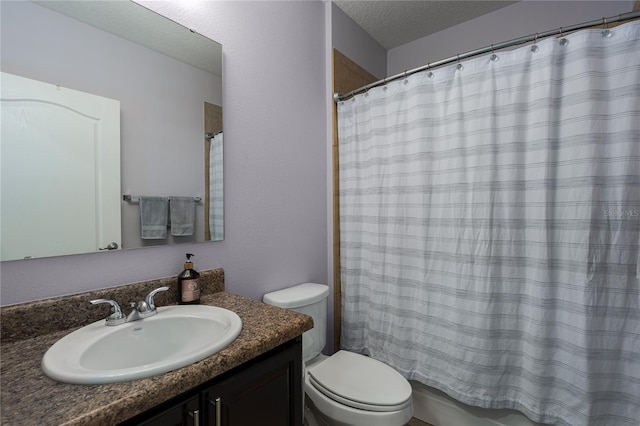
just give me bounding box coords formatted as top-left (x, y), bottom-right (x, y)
top-left (307, 351), bottom-right (412, 412)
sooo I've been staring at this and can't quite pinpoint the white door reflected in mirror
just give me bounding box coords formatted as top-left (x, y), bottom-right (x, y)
top-left (1, 72), bottom-right (121, 261)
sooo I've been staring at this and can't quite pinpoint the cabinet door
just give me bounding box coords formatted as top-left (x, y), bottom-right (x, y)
top-left (136, 395), bottom-right (200, 426)
top-left (203, 342), bottom-right (302, 426)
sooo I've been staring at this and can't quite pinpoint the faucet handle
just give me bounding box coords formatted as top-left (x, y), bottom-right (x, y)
top-left (90, 299), bottom-right (126, 326)
top-left (144, 286), bottom-right (170, 311)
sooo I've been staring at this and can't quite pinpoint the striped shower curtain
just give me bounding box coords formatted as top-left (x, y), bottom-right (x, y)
top-left (209, 131), bottom-right (224, 240)
top-left (337, 21), bottom-right (640, 426)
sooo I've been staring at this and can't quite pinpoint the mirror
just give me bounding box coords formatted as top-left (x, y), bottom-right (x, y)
top-left (0, 0), bottom-right (223, 261)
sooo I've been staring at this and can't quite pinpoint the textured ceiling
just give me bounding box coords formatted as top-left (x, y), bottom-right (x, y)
top-left (333, 0), bottom-right (518, 49)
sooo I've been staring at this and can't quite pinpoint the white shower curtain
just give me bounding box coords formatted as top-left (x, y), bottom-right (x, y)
top-left (209, 131), bottom-right (224, 240)
top-left (338, 21), bottom-right (640, 426)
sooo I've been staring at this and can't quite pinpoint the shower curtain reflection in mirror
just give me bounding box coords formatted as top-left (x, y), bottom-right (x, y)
top-left (204, 101), bottom-right (223, 241)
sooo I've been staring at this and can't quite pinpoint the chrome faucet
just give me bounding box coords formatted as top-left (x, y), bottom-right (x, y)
top-left (126, 286), bottom-right (170, 322)
top-left (90, 286), bottom-right (170, 326)
top-left (89, 298), bottom-right (126, 326)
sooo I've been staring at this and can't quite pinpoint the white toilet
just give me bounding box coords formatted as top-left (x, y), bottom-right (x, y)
top-left (263, 283), bottom-right (413, 426)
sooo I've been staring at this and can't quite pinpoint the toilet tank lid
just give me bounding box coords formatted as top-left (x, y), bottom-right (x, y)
top-left (263, 283), bottom-right (329, 308)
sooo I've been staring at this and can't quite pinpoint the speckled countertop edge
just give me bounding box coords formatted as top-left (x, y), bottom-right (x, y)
top-left (0, 276), bottom-right (313, 426)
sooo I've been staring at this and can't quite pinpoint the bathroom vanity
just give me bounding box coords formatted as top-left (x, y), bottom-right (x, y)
top-left (0, 269), bottom-right (313, 426)
top-left (123, 337), bottom-right (301, 425)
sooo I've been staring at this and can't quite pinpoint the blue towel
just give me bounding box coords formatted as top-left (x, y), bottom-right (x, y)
top-left (139, 196), bottom-right (168, 239)
top-left (169, 197), bottom-right (195, 236)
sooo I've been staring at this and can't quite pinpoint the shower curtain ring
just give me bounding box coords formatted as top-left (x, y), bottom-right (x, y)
top-left (559, 27), bottom-right (569, 45)
top-left (456, 54), bottom-right (464, 71)
top-left (490, 44), bottom-right (499, 62)
top-left (531, 33), bottom-right (539, 52)
top-left (427, 63), bottom-right (434, 79)
top-left (602, 17), bottom-right (612, 37)
top-left (403, 70), bottom-right (409, 84)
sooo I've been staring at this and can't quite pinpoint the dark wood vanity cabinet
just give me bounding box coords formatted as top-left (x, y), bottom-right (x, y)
top-left (122, 337), bottom-right (303, 426)
top-left (134, 395), bottom-right (200, 426)
top-left (202, 344), bottom-right (299, 426)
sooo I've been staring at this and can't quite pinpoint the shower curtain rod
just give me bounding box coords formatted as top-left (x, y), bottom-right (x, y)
top-left (205, 130), bottom-right (223, 140)
top-left (334, 11), bottom-right (640, 102)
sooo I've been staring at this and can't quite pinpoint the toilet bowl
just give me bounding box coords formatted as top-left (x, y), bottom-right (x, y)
top-left (263, 283), bottom-right (413, 426)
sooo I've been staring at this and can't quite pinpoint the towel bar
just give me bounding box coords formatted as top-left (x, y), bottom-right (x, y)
top-left (123, 195), bottom-right (202, 204)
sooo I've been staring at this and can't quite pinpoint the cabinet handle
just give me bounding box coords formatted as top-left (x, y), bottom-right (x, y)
top-left (187, 409), bottom-right (200, 426)
top-left (208, 397), bottom-right (221, 425)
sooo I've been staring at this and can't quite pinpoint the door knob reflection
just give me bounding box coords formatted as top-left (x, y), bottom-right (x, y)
top-left (99, 242), bottom-right (119, 251)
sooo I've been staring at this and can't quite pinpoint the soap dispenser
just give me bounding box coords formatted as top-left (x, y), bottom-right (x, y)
top-left (178, 253), bottom-right (200, 304)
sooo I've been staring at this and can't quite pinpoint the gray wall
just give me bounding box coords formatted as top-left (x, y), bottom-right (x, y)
top-left (388, 0), bottom-right (635, 75)
top-left (0, 0), bottom-right (329, 317)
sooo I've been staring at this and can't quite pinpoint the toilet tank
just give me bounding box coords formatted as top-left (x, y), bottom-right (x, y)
top-left (263, 283), bottom-right (329, 362)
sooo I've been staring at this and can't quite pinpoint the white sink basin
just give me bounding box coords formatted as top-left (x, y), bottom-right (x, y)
top-left (42, 305), bottom-right (242, 384)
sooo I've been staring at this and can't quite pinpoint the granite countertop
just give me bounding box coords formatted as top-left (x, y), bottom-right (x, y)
top-left (0, 291), bottom-right (313, 426)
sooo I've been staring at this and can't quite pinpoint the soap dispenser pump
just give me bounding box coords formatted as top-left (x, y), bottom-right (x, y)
top-left (178, 253), bottom-right (200, 304)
